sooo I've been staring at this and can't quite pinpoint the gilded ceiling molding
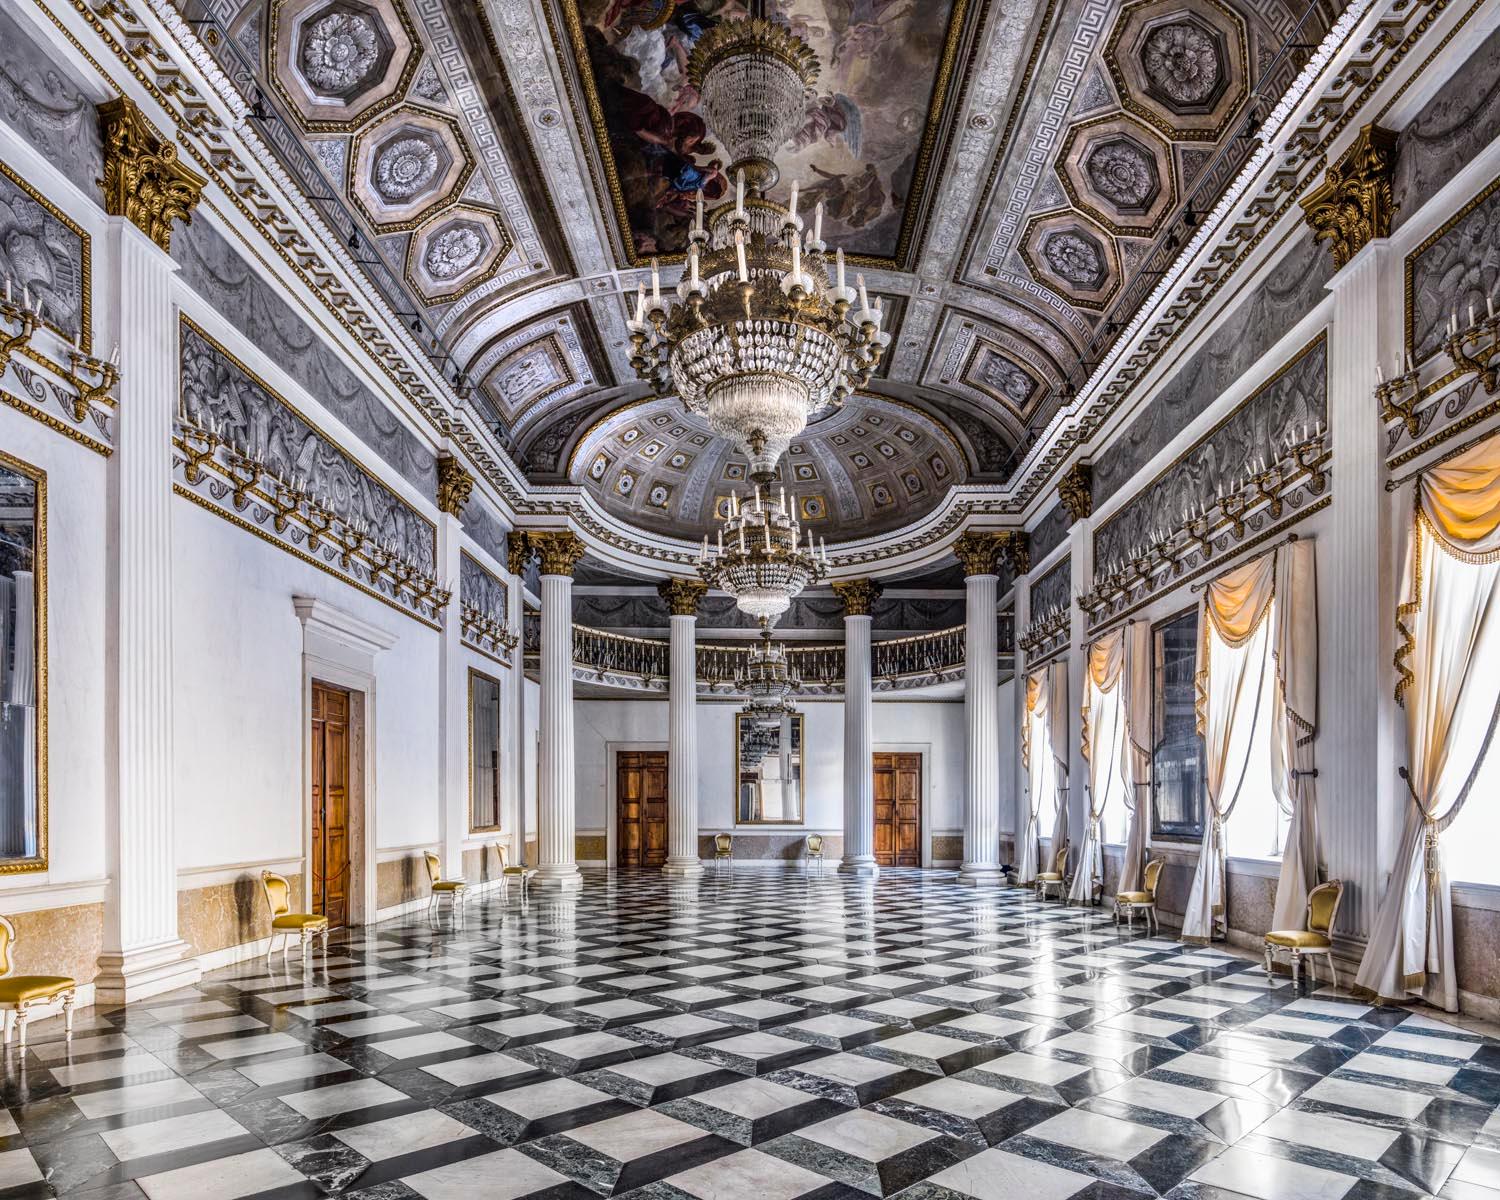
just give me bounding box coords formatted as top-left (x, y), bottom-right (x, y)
top-left (658, 578), bottom-right (708, 617)
top-left (832, 579), bottom-right (883, 617)
top-left (97, 97), bottom-right (205, 253)
top-left (531, 529), bottom-right (586, 577)
top-left (1299, 123), bottom-right (1400, 271)
top-left (436, 452), bottom-right (475, 517)
top-left (1058, 462), bottom-right (1092, 523)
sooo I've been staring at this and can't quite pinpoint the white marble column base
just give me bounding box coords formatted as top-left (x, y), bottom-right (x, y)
top-left (531, 866), bottom-right (583, 891)
top-left (662, 857), bottom-right (705, 878)
top-left (839, 857), bottom-right (880, 878)
top-left (94, 940), bottom-right (202, 1008)
top-left (958, 864), bottom-right (1007, 887)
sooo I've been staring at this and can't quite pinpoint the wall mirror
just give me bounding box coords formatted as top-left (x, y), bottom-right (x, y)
top-left (0, 453), bottom-right (44, 872)
top-left (735, 710), bottom-right (803, 824)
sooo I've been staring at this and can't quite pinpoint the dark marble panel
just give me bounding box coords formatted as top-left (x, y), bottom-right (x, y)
top-left (1093, 234), bottom-right (1331, 506)
top-left (1030, 501), bottom-right (1071, 563)
top-left (174, 218), bottom-right (436, 495)
top-left (1408, 175), bottom-right (1500, 363)
top-left (0, 6), bottom-right (101, 197)
top-left (571, 592), bottom-right (965, 634)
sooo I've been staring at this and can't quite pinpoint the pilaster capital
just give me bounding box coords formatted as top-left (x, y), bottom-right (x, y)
top-left (953, 530), bottom-right (1029, 578)
top-left (658, 577), bottom-right (708, 616)
top-left (435, 454), bottom-right (474, 518)
top-left (1298, 123), bottom-right (1400, 272)
top-left (97, 97), bottom-right (205, 253)
top-left (530, 530), bottom-right (586, 578)
top-left (1058, 463), bottom-right (1093, 523)
top-left (832, 578), bottom-right (882, 617)
top-left (506, 531), bottom-right (532, 577)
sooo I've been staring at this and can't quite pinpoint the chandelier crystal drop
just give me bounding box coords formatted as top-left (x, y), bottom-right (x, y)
top-left (698, 484), bottom-right (826, 621)
top-left (626, 9), bottom-right (889, 483)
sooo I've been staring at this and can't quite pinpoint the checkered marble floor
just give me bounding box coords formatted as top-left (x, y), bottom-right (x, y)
top-left (8, 869), bottom-right (1500, 1199)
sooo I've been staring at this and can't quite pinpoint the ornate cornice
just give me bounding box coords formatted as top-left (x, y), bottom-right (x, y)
top-left (1299, 123), bottom-right (1400, 271)
top-left (832, 578), bottom-right (883, 617)
top-left (97, 97), bottom-right (205, 253)
top-left (658, 578), bottom-right (708, 617)
top-left (531, 530), bottom-right (586, 577)
top-left (1058, 463), bottom-right (1092, 523)
top-left (436, 453), bottom-right (475, 518)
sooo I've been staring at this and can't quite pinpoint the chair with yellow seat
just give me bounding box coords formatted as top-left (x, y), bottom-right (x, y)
top-left (1114, 858), bottom-right (1165, 934)
top-left (1035, 840), bottom-right (1070, 902)
top-left (0, 914), bottom-right (76, 1048)
top-left (423, 851), bottom-right (468, 918)
top-left (495, 842), bottom-right (536, 904)
top-left (805, 834), bottom-right (825, 872)
top-left (713, 833), bottom-right (733, 870)
top-left (259, 871), bottom-right (329, 965)
top-left (1265, 879), bottom-right (1344, 989)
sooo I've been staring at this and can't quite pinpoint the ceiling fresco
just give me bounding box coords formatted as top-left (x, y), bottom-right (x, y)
top-left (188, 0), bottom-right (1335, 545)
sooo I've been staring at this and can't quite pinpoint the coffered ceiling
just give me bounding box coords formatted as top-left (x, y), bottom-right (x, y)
top-left (197, 0), bottom-right (1336, 542)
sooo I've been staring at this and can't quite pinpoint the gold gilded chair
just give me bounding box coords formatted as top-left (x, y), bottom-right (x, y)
top-left (805, 834), bottom-right (825, 872)
top-left (1265, 879), bottom-right (1344, 989)
top-left (0, 915), bottom-right (75, 1048)
top-left (1114, 859), bottom-right (1165, 934)
top-left (1035, 840), bottom-right (1070, 902)
top-left (713, 833), bottom-right (734, 869)
top-left (496, 843), bottom-right (536, 903)
top-left (259, 871), bottom-right (329, 965)
top-left (423, 851), bottom-right (468, 917)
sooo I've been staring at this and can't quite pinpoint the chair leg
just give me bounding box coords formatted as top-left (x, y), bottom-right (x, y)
top-left (16, 1005), bottom-right (28, 1050)
top-left (1291, 951), bottom-right (1302, 990)
top-left (63, 991), bottom-right (75, 1040)
top-left (1327, 952), bottom-right (1338, 990)
top-left (1264, 944), bottom-right (1274, 976)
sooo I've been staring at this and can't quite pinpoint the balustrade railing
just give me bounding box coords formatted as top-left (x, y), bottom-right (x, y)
top-left (873, 625), bottom-right (966, 680)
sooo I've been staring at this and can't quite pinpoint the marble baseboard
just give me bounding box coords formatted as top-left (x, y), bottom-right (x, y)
top-left (931, 834), bottom-right (963, 863)
top-left (3, 900), bottom-right (103, 985)
top-left (178, 875), bottom-right (306, 959)
top-left (696, 833), bottom-right (844, 861)
top-left (575, 835), bottom-right (607, 862)
top-left (376, 856), bottom-right (428, 908)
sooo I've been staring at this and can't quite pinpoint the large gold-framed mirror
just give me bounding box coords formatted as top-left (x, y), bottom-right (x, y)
top-left (735, 710), bottom-right (803, 824)
top-left (0, 452), bottom-right (44, 873)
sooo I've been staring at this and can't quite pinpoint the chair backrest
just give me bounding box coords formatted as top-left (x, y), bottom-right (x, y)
top-left (0, 914), bottom-right (17, 979)
top-left (1307, 879), bottom-right (1343, 935)
top-left (714, 833), bottom-right (733, 854)
top-left (1142, 858), bottom-right (1165, 896)
top-left (261, 871), bottom-right (291, 920)
top-left (1054, 840), bottom-right (1070, 875)
top-left (807, 834), bottom-right (823, 855)
top-left (496, 842), bottom-right (509, 869)
top-left (423, 851), bottom-right (442, 884)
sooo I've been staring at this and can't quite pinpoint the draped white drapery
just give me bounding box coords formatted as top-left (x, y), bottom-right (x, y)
top-left (1071, 630), bottom-right (1129, 903)
top-left (1046, 659), bottom-right (1070, 857)
top-left (1020, 660), bottom-right (1068, 883)
top-left (1119, 620), bottom-right (1153, 894)
top-left (1355, 432), bottom-right (1500, 1010)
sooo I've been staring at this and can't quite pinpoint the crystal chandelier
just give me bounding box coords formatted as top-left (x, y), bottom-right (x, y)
top-left (625, 7), bottom-right (889, 483)
top-left (698, 485), bottom-right (826, 621)
top-left (738, 618), bottom-right (799, 708)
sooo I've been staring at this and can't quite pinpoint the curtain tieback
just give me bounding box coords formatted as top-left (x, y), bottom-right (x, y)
top-left (1423, 813), bottom-right (1441, 885)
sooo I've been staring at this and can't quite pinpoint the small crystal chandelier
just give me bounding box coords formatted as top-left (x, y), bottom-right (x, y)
top-left (625, 5), bottom-right (889, 483)
top-left (738, 618), bottom-right (799, 709)
top-left (698, 484), bottom-right (827, 622)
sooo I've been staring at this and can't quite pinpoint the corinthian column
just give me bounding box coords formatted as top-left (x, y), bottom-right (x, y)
top-left (531, 531), bottom-right (585, 891)
top-left (660, 578), bottom-right (707, 877)
top-left (833, 579), bottom-right (881, 876)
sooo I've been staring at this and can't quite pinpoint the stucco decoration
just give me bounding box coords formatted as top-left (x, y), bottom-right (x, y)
top-left (1022, 210), bottom-right (1121, 309)
top-left (405, 206), bottom-right (510, 302)
top-left (1059, 113), bottom-right (1175, 234)
top-left (179, 320), bottom-right (436, 573)
top-left (172, 218), bottom-right (436, 495)
top-left (463, 499), bottom-right (509, 569)
top-left (1141, 21), bottom-right (1221, 107)
top-left (0, 163), bottom-right (88, 348)
top-left (1408, 175), bottom-right (1500, 365)
top-left (1030, 553), bottom-right (1072, 619)
top-left (349, 107), bottom-right (472, 230)
top-left (461, 549), bottom-right (508, 624)
top-left (1030, 500), bottom-right (1071, 562)
top-left (0, 6), bottom-right (101, 197)
top-left (270, 0), bottom-right (416, 131)
top-left (1104, 0), bottom-right (1246, 140)
top-left (977, 352), bottom-right (1039, 410)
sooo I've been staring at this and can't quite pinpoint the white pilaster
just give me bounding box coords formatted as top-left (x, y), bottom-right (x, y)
top-left (841, 612), bottom-right (878, 875)
top-left (535, 570), bottom-right (581, 890)
top-left (1066, 520), bottom-right (1092, 848)
top-left (664, 612), bottom-right (703, 876)
top-left (506, 566), bottom-right (528, 867)
top-left (960, 571), bottom-right (1004, 885)
top-left (437, 512), bottom-right (465, 880)
top-left (1012, 573), bottom-right (1031, 848)
top-left (96, 220), bottom-right (200, 1005)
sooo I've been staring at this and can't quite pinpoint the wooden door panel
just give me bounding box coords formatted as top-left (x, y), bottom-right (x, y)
top-left (616, 752), bottom-right (669, 868)
top-left (311, 682), bottom-right (351, 928)
top-left (873, 752), bottom-right (922, 868)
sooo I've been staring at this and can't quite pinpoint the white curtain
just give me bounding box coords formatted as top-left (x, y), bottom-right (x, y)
top-left (1071, 630), bottom-right (1128, 903)
top-left (1046, 658), bottom-right (1070, 858)
top-left (1118, 620), bottom-right (1152, 893)
top-left (1019, 669), bottom-right (1049, 883)
top-left (1270, 540), bottom-right (1321, 931)
top-left (1355, 432), bottom-right (1500, 1010)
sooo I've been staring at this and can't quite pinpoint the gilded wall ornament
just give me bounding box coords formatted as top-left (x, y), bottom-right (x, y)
top-left (658, 577), bottom-right (708, 617)
top-left (832, 578), bottom-right (883, 617)
top-left (436, 452), bottom-right (474, 517)
top-left (507, 530), bottom-right (532, 577)
top-left (999, 530), bottom-right (1031, 575)
top-left (1299, 123), bottom-right (1400, 270)
top-left (1058, 462), bottom-right (1093, 523)
top-left (531, 530), bottom-right (586, 577)
top-left (97, 97), bottom-right (205, 253)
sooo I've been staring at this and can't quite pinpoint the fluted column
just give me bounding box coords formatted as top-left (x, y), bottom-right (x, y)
top-left (833, 580), bottom-right (881, 875)
top-left (435, 456), bottom-right (473, 881)
top-left (955, 532), bottom-right (1005, 886)
top-left (531, 532), bottom-right (585, 890)
top-left (660, 579), bottom-right (707, 877)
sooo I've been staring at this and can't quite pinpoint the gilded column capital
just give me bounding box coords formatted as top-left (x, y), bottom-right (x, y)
top-left (436, 453), bottom-right (474, 518)
top-left (832, 578), bottom-right (882, 617)
top-left (1058, 463), bottom-right (1092, 523)
top-left (658, 577), bottom-right (708, 617)
top-left (97, 97), bottom-right (206, 254)
top-left (1298, 123), bottom-right (1400, 271)
top-left (531, 530), bottom-right (586, 577)
top-left (506, 531), bottom-right (532, 577)
top-left (953, 531), bottom-right (1002, 577)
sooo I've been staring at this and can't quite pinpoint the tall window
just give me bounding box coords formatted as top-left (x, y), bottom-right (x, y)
top-left (1027, 701), bottom-right (1058, 837)
top-left (1213, 610), bottom-right (1289, 860)
top-left (469, 670), bottom-right (502, 833)
top-left (1151, 609), bottom-right (1205, 839)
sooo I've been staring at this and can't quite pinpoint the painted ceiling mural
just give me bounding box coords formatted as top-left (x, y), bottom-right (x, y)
top-left (184, 0), bottom-right (1336, 544)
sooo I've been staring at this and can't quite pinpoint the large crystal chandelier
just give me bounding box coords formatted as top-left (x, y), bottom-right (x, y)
top-left (698, 485), bottom-right (826, 621)
top-left (625, 5), bottom-right (890, 483)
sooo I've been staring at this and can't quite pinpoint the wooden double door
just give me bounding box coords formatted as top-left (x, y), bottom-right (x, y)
top-left (873, 752), bottom-right (922, 867)
top-left (311, 681), bottom-right (352, 927)
top-left (617, 751), bottom-right (668, 868)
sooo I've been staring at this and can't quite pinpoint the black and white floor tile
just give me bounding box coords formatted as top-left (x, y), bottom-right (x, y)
top-left (6, 868), bottom-right (1500, 1198)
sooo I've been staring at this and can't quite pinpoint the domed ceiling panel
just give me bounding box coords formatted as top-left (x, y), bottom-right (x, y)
top-left (570, 396), bottom-right (968, 540)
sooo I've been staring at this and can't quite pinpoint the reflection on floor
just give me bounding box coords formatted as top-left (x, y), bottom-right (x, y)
top-left (5, 868), bottom-right (1500, 1199)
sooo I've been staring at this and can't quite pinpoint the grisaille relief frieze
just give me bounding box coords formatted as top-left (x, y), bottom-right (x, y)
top-left (463, 499), bottom-right (509, 571)
top-left (1407, 175), bottom-right (1500, 365)
top-left (0, 6), bottom-right (102, 198)
top-left (174, 219), bottom-right (435, 494)
top-left (1092, 233), bottom-right (1332, 506)
top-left (178, 320), bottom-right (439, 610)
top-left (1030, 501), bottom-right (1070, 563)
top-left (0, 163), bottom-right (88, 347)
top-left (1021, 553), bottom-right (1070, 657)
top-left (460, 549), bottom-right (512, 660)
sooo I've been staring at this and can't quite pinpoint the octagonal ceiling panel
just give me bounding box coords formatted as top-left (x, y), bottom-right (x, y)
top-left (270, 0), bottom-right (417, 132)
top-left (1104, 0), bottom-right (1249, 141)
top-left (1058, 113), bottom-right (1176, 235)
top-left (350, 106), bottom-right (473, 230)
top-left (405, 206), bottom-right (512, 302)
top-left (1020, 210), bottom-right (1122, 311)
